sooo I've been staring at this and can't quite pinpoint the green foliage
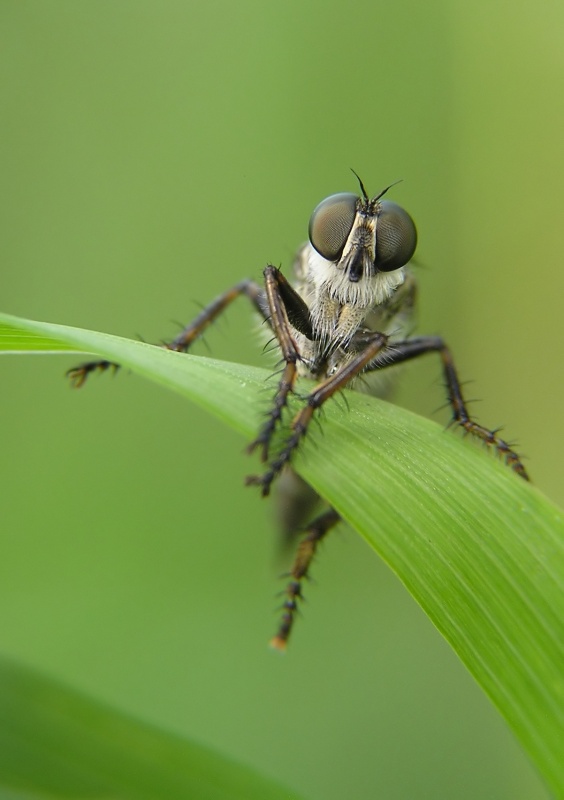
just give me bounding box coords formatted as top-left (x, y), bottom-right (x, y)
top-left (0, 659), bottom-right (303, 799)
top-left (1, 312), bottom-right (563, 798)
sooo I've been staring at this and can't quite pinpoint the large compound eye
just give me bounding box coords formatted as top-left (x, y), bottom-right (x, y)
top-left (308, 192), bottom-right (358, 261)
top-left (374, 201), bottom-right (417, 271)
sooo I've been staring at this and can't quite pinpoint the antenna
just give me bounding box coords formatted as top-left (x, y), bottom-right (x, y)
top-left (350, 168), bottom-right (370, 201)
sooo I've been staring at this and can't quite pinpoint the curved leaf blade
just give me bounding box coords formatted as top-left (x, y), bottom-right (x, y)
top-left (1, 311), bottom-right (563, 797)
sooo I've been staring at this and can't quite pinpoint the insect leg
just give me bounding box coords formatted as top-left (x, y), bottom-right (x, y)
top-left (271, 505), bottom-right (341, 651)
top-left (66, 360), bottom-right (120, 388)
top-left (366, 336), bottom-right (529, 480)
top-left (247, 265), bottom-right (314, 462)
top-left (167, 279), bottom-right (266, 352)
top-left (66, 279), bottom-right (265, 387)
top-left (247, 329), bottom-right (389, 496)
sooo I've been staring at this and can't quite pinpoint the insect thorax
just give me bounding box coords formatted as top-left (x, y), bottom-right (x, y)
top-left (291, 242), bottom-right (414, 380)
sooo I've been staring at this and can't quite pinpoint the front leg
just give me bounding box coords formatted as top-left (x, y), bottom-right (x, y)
top-left (247, 329), bottom-right (389, 497)
top-left (247, 266), bottom-right (314, 462)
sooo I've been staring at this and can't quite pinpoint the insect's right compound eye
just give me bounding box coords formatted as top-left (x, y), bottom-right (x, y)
top-left (308, 193), bottom-right (358, 261)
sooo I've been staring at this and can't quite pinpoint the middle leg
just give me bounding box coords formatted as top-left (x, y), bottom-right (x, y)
top-left (365, 336), bottom-right (529, 479)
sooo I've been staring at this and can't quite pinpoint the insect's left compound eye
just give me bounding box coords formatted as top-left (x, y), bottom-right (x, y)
top-left (308, 193), bottom-right (358, 261)
top-left (374, 201), bottom-right (417, 271)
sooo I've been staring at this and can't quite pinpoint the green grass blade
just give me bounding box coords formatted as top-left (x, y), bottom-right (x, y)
top-left (1, 311), bottom-right (563, 797)
top-left (0, 658), bottom-right (303, 799)
top-left (0, 320), bottom-right (80, 353)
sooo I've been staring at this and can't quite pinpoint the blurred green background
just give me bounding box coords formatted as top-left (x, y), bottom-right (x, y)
top-left (1, 1), bottom-right (562, 797)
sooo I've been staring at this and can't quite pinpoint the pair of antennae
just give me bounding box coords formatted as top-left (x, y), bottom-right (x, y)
top-left (350, 168), bottom-right (402, 202)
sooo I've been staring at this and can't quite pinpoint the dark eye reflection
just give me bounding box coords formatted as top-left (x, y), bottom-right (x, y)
top-left (308, 193), bottom-right (357, 261)
top-left (374, 201), bottom-right (417, 272)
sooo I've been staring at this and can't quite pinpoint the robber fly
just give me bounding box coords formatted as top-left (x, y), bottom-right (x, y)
top-left (68, 174), bottom-right (528, 649)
